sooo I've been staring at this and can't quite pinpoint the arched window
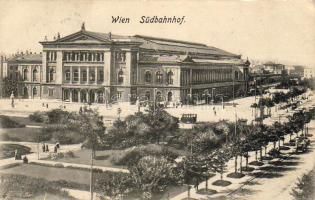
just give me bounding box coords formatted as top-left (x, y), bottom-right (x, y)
top-left (234, 71), bottom-right (239, 80)
top-left (167, 71), bottom-right (174, 85)
top-left (156, 71), bottom-right (163, 83)
top-left (32, 69), bottom-right (38, 82)
top-left (23, 68), bottom-right (28, 81)
top-left (73, 69), bottom-right (79, 82)
top-left (118, 70), bottom-right (124, 84)
top-left (145, 71), bottom-right (152, 83)
top-left (32, 87), bottom-right (37, 96)
top-left (49, 68), bottom-right (55, 82)
top-left (65, 69), bottom-right (71, 81)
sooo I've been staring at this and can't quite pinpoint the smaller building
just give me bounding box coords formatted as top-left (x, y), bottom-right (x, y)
top-left (5, 53), bottom-right (42, 99)
top-left (304, 67), bottom-right (315, 79)
top-left (263, 62), bottom-right (286, 75)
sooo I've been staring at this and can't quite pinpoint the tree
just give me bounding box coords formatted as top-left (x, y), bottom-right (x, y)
top-left (208, 147), bottom-right (232, 180)
top-left (129, 155), bottom-right (180, 199)
top-left (1, 75), bottom-right (24, 98)
top-left (70, 110), bottom-right (106, 200)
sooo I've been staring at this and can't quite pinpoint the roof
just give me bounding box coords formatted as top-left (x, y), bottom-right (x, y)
top-left (42, 29), bottom-right (240, 58)
top-left (139, 54), bottom-right (244, 65)
top-left (7, 54), bottom-right (42, 64)
top-left (133, 35), bottom-right (239, 57)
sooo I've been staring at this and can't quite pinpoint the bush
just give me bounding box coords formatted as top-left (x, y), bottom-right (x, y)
top-left (46, 109), bottom-right (71, 124)
top-left (0, 115), bottom-right (25, 128)
top-left (110, 144), bottom-right (180, 166)
top-left (291, 170), bottom-right (315, 200)
top-left (0, 144), bottom-right (31, 159)
top-left (29, 111), bottom-right (48, 123)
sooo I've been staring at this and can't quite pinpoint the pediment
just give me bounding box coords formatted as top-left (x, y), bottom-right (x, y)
top-left (57, 31), bottom-right (110, 43)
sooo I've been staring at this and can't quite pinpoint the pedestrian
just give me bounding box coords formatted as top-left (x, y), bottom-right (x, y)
top-left (23, 155), bottom-right (28, 164)
top-left (54, 145), bottom-right (58, 153)
top-left (14, 149), bottom-right (18, 160)
top-left (194, 178), bottom-right (199, 191)
top-left (79, 107), bottom-right (83, 114)
top-left (45, 144), bottom-right (49, 152)
top-left (42, 143), bottom-right (45, 152)
top-left (46, 103), bottom-right (49, 108)
top-left (56, 142), bottom-right (60, 149)
top-left (214, 110), bottom-right (217, 116)
top-left (42, 102), bottom-right (45, 107)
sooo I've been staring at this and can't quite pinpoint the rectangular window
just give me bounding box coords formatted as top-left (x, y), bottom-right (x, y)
top-left (48, 89), bottom-right (54, 96)
top-left (99, 69), bottom-right (104, 82)
top-left (117, 91), bottom-right (122, 100)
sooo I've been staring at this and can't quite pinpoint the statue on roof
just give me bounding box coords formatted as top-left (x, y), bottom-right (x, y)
top-left (81, 22), bottom-right (85, 31)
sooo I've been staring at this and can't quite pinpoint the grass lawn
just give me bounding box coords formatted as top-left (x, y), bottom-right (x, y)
top-left (46, 149), bottom-right (128, 169)
top-left (0, 163), bottom-right (91, 185)
top-left (0, 143), bottom-right (31, 159)
top-left (0, 127), bottom-right (42, 142)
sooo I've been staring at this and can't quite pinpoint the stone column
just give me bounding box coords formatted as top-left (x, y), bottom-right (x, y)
top-left (87, 67), bottom-right (90, 84)
top-left (78, 90), bottom-right (81, 103)
top-left (104, 50), bottom-right (111, 86)
top-left (95, 67), bottom-right (98, 85)
top-left (78, 67), bottom-right (81, 84)
top-left (70, 66), bottom-right (73, 84)
top-left (56, 51), bottom-right (63, 84)
top-left (69, 89), bottom-right (72, 102)
top-left (42, 51), bottom-right (47, 83)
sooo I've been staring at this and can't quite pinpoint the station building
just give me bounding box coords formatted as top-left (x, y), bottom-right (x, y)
top-left (5, 24), bottom-right (250, 104)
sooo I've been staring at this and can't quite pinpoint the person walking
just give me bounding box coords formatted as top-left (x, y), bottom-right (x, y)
top-left (42, 143), bottom-right (45, 152)
top-left (14, 149), bottom-right (18, 160)
top-left (45, 144), bottom-right (49, 152)
top-left (54, 145), bottom-right (58, 153)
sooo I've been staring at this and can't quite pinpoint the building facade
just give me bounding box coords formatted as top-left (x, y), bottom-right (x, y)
top-left (5, 25), bottom-right (250, 104)
top-left (304, 67), bottom-right (315, 79)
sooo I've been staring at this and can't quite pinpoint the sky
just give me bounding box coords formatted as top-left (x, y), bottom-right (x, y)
top-left (0, 0), bottom-right (314, 66)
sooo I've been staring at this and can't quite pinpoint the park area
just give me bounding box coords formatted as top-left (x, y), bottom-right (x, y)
top-left (0, 86), bottom-right (315, 200)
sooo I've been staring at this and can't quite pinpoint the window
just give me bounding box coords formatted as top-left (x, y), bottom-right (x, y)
top-left (32, 69), bottom-right (38, 82)
top-left (167, 71), bottom-right (174, 85)
top-left (65, 69), bottom-right (71, 81)
top-left (48, 89), bottom-right (54, 96)
top-left (73, 69), bottom-right (79, 82)
top-left (90, 69), bottom-right (95, 82)
top-left (116, 51), bottom-right (126, 62)
top-left (99, 69), bottom-right (104, 82)
top-left (82, 69), bottom-right (87, 82)
top-left (33, 87), bottom-right (37, 96)
top-left (23, 68), bottom-right (28, 81)
top-left (156, 71), bottom-right (163, 83)
top-left (117, 91), bottom-right (122, 100)
top-left (145, 71), bottom-right (152, 83)
top-left (49, 68), bottom-right (55, 82)
top-left (145, 91), bottom-right (151, 100)
top-left (118, 70), bottom-right (124, 84)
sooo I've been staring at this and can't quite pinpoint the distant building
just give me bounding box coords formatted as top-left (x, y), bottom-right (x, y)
top-left (304, 67), bottom-right (315, 79)
top-left (263, 62), bottom-right (286, 75)
top-left (4, 24), bottom-right (250, 104)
